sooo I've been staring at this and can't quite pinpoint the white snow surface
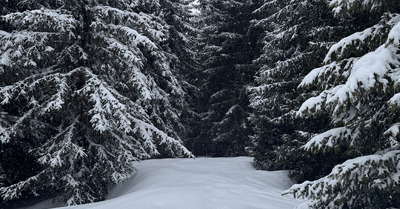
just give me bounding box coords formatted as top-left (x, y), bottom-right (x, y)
top-left (35, 157), bottom-right (304, 209)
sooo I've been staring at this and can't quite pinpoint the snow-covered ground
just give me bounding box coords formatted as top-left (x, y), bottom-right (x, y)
top-left (28, 157), bottom-right (305, 209)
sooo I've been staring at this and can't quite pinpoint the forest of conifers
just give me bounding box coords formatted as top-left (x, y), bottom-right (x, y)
top-left (0, 0), bottom-right (399, 208)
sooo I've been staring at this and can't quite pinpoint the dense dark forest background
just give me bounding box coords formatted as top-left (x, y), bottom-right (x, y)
top-left (0, 0), bottom-right (399, 208)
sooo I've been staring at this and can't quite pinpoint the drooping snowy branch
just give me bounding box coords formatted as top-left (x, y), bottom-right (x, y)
top-left (297, 16), bottom-right (400, 146)
top-left (328, 0), bottom-right (390, 18)
top-left (285, 149), bottom-right (400, 208)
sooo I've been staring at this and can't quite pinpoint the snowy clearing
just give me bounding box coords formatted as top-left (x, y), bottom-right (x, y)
top-left (29, 157), bottom-right (304, 209)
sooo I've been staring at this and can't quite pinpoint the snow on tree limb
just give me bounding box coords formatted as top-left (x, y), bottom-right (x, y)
top-left (298, 16), bottom-right (400, 121)
top-left (284, 150), bottom-right (400, 208)
top-left (302, 127), bottom-right (351, 152)
top-left (328, 0), bottom-right (387, 18)
top-left (323, 14), bottom-right (400, 64)
top-left (0, 171), bottom-right (46, 202)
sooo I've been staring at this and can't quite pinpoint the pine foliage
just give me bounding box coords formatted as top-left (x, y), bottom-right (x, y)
top-left (0, 0), bottom-right (193, 206)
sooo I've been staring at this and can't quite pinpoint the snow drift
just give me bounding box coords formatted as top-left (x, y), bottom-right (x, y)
top-left (28, 157), bottom-right (304, 209)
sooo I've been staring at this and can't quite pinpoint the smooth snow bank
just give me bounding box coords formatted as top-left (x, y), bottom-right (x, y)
top-left (52, 157), bottom-right (304, 209)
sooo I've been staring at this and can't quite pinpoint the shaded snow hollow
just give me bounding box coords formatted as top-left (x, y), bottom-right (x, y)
top-left (31, 157), bottom-right (305, 209)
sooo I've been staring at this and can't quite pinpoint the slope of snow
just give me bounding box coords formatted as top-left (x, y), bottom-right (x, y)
top-left (29, 157), bottom-right (304, 209)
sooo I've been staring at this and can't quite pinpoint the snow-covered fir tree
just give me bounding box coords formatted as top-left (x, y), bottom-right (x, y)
top-left (285, 0), bottom-right (400, 208)
top-left (0, 0), bottom-right (194, 207)
top-left (158, 0), bottom-right (202, 144)
top-left (248, 0), bottom-right (344, 179)
top-left (187, 0), bottom-right (259, 156)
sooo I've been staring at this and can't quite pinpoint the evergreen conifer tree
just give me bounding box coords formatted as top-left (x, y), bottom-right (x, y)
top-left (248, 0), bottom-right (343, 179)
top-left (0, 0), bottom-right (193, 206)
top-left (285, 0), bottom-right (400, 208)
top-left (188, 0), bottom-right (259, 156)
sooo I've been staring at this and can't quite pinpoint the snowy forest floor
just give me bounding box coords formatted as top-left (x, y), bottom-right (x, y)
top-left (26, 157), bottom-right (305, 209)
